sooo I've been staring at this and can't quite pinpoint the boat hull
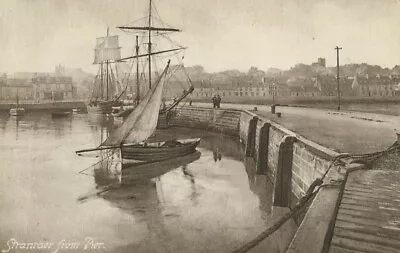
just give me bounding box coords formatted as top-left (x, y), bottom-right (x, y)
top-left (51, 112), bottom-right (71, 118)
top-left (121, 138), bottom-right (200, 162)
top-left (9, 108), bottom-right (25, 116)
top-left (87, 100), bottom-right (120, 115)
top-left (120, 151), bottom-right (201, 184)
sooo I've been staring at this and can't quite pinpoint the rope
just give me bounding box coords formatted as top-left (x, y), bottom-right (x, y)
top-left (231, 141), bottom-right (400, 253)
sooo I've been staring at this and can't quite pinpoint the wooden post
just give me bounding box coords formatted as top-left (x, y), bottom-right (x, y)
top-left (273, 136), bottom-right (297, 207)
top-left (256, 122), bottom-right (271, 174)
top-left (245, 116), bottom-right (258, 157)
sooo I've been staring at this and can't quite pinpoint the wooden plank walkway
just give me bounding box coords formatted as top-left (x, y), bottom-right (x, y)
top-left (329, 170), bottom-right (400, 253)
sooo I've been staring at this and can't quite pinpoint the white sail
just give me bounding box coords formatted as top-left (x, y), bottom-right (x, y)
top-left (100, 62), bottom-right (170, 147)
top-left (94, 35), bottom-right (121, 64)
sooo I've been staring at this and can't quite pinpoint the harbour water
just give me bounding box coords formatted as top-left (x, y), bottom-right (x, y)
top-left (0, 112), bottom-right (293, 252)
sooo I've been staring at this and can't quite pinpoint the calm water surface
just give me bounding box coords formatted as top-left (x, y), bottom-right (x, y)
top-left (0, 112), bottom-right (278, 253)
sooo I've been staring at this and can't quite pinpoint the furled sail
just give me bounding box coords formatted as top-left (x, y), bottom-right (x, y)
top-left (100, 61), bottom-right (171, 147)
top-left (94, 35), bottom-right (121, 64)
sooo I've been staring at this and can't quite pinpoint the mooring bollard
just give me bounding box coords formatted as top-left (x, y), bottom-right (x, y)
top-left (271, 105), bottom-right (276, 114)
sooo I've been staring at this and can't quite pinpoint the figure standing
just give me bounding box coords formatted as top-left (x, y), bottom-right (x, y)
top-left (216, 95), bottom-right (221, 108)
top-left (212, 95), bottom-right (217, 108)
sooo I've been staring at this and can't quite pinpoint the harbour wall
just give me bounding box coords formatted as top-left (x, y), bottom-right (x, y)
top-left (172, 106), bottom-right (339, 204)
top-left (171, 106), bottom-right (351, 253)
top-left (0, 100), bottom-right (87, 111)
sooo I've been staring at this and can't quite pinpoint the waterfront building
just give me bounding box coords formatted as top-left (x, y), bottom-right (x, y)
top-left (351, 74), bottom-right (399, 97)
top-left (190, 79), bottom-right (236, 98)
top-left (0, 78), bottom-right (35, 101)
top-left (234, 82), bottom-right (289, 97)
top-left (314, 75), bottom-right (354, 96)
top-left (287, 77), bottom-right (321, 97)
top-left (32, 75), bottom-right (75, 101)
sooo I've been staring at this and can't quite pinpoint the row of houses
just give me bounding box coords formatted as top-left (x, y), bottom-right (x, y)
top-left (175, 74), bottom-right (400, 99)
top-left (0, 74), bottom-right (76, 101)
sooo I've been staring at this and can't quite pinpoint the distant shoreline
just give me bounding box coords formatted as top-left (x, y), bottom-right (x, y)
top-left (190, 96), bottom-right (400, 116)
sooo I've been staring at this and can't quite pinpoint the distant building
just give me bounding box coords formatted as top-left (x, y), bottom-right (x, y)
top-left (351, 74), bottom-right (398, 97)
top-left (314, 75), bottom-right (354, 96)
top-left (32, 75), bottom-right (74, 100)
top-left (0, 78), bottom-right (35, 100)
top-left (287, 77), bottom-right (321, 97)
top-left (311, 57), bottom-right (326, 68)
top-left (318, 58), bottom-right (326, 67)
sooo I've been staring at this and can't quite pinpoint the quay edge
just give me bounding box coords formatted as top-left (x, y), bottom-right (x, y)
top-left (0, 100), bottom-right (87, 112)
top-left (169, 106), bottom-right (399, 253)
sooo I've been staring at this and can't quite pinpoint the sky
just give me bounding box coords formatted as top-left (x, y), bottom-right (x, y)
top-left (1, 0), bottom-right (400, 74)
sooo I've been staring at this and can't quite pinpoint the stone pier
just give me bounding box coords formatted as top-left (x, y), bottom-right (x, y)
top-left (171, 106), bottom-right (400, 253)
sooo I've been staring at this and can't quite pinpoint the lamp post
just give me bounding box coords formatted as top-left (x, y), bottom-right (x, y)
top-left (271, 81), bottom-right (276, 114)
top-left (272, 82), bottom-right (276, 105)
top-left (335, 46), bottom-right (342, 111)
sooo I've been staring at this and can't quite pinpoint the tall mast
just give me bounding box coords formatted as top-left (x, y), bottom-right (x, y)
top-left (106, 27), bottom-right (110, 100)
top-left (16, 89), bottom-right (19, 109)
top-left (106, 62), bottom-right (109, 100)
top-left (100, 63), bottom-right (103, 98)
top-left (148, 0), bottom-right (152, 89)
top-left (136, 35), bottom-right (140, 104)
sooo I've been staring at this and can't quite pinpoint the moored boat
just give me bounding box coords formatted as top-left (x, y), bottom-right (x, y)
top-left (51, 111), bottom-right (72, 118)
top-left (9, 90), bottom-right (25, 116)
top-left (87, 28), bottom-right (123, 115)
top-left (87, 100), bottom-right (119, 115)
top-left (76, 1), bottom-right (200, 163)
top-left (77, 61), bottom-right (201, 163)
top-left (9, 108), bottom-right (25, 116)
top-left (121, 138), bottom-right (200, 162)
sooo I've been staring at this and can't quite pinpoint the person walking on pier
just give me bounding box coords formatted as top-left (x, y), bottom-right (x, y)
top-left (212, 95), bottom-right (217, 108)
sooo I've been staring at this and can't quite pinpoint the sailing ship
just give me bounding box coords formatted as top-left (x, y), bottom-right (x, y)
top-left (9, 89), bottom-right (25, 116)
top-left (77, 60), bottom-right (200, 163)
top-left (111, 0), bottom-right (195, 127)
top-left (87, 29), bottom-right (123, 115)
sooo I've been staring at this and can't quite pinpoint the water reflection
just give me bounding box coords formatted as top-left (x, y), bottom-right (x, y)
top-left (182, 165), bottom-right (200, 205)
top-left (0, 110), bottom-right (284, 253)
top-left (86, 114), bottom-right (115, 145)
top-left (244, 158), bottom-right (274, 217)
top-left (79, 151), bottom-right (202, 220)
top-left (74, 126), bottom-right (275, 252)
top-left (213, 149), bottom-right (222, 162)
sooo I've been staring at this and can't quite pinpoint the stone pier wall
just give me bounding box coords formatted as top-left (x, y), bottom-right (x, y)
top-left (172, 106), bottom-right (360, 253)
top-left (172, 107), bottom-right (339, 206)
top-left (172, 107), bottom-right (241, 137)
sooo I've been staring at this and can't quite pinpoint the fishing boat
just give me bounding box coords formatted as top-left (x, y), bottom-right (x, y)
top-left (111, 0), bottom-right (195, 127)
top-left (51, 111), bottom-right (71, 118)
top-left (87, 28), bottom-right (124, 115)
top-left (76, 60), bottom-right (201, 163)
top-left (9, 90), bottom-right (25, 116)
top-left (9, 108), bottom-right (25, 116)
